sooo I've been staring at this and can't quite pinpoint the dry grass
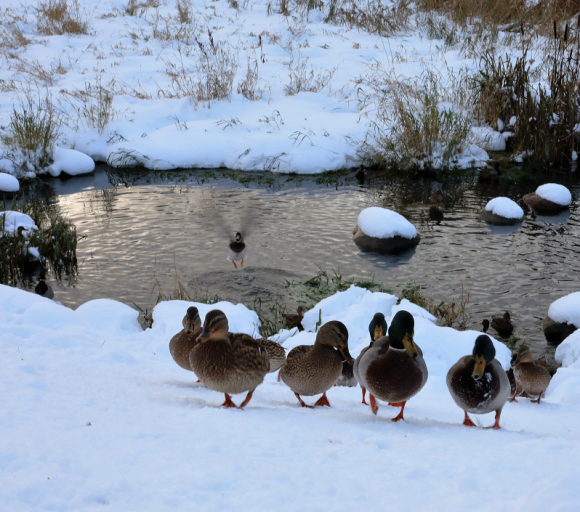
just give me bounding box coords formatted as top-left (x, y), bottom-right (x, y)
top-left (359, 66), bottom-right (472, 171)
top-left (176, 0), bottom-right (192, 23)
top-left (10, 56), bottom-right (57, 86)
top-left (123, 0), bottom-right (161, 17)
top-left (1, 87), bottom-right (61, 173)
top-left (36, 0), bottom-right (90, 36)
top-left (284, 51), bottom-right (336, 95)
top-left (237, 57), bottom-right (262, 100)
top-left (161, 30), bottom-right (237, 106)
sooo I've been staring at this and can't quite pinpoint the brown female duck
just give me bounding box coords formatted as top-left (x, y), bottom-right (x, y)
top-left (358, 311), bottom-right (428, 421)
top-left (189, 309), bottom-right (269, 408)
top-left (446, 335), bottom-right (510, 429)
top-left (169, 307), bottom-right (202, 372)
top-left (510, 347), bottom-right (551, 404)
top-left (282, 306), bottom-right (305, 332)
top-left (280, 321), bottom-right (353, 408)
top-left (489, 312), bottom-right (514, 337)
top-left (349, 313), bottom-right (388, 404)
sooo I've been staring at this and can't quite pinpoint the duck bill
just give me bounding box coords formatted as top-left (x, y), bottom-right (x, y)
top-left (197, 327), bottom-right (211, 343)
top-left (472, 355), bottom-right (486, 380)
top-left (511, 355), bottom-right (520, 368)
top-left (402, 333), bottom-right (418, 358)
top-left (339, 346), bottom-right (354, 365)
top-left (186, 322), bottom-right (196, 334)
top-left (374, 325), bottom-right (383, 341)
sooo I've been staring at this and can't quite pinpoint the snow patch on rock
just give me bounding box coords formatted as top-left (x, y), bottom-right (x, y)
top-left (47, 147), bottom-right (95, 177)
top-left (0, 173), bottom-right (19, 192)
top-left (485, 197), bottom-right (524, 219)
top-left (536, 183), bottom-right (572, 206)
top-left (357, 207), bottom-right (417, 240)
top-left (548, 292), bottom-right (580, 328)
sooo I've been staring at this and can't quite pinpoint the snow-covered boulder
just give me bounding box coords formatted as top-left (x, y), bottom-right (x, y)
top-left (555, 330), bottom-right (580, 367)
top-left (47, 147), bottom-right (95, 177)
top-left (352, 207), bottom-right (420, 253)
top-left (479, 197), bottom-right (524, 225)
top-left (543, 291), bottom-right (580, 343)
top-left (523, 183), bottom-right (572, 214)
top-left (0, 173), bottom-right (19, 194)
top-left (0, 211), bottom-right (38, 235)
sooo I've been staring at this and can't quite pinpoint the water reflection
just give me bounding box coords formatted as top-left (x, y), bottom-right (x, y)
top-left (20, 165), bottom-right (580, 363)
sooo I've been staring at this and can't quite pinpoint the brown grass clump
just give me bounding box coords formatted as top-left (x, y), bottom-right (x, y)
top-left (36, 0), bottom-right (90, 36)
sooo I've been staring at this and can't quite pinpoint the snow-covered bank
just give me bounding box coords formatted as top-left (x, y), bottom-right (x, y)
top-left (2, 283), bottom-right (580, 511)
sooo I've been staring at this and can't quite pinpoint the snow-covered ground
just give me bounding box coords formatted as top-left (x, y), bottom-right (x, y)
top-left (0, 0), bottom-right (514, 176)
top-left (2, 283), bottom-right (580, 511)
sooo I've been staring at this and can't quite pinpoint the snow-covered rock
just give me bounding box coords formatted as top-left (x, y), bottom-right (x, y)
top-left (0, 172), bottom-right (19, 193)
top-left (555, 330), bottom-right (580, 368)
top-left (353, 207), bottom-right (420, 253)
top-left (0, 210), bottom-right (37, 235)
top-left (480, 197), bottom-right (524, 225)
top-left (536, 184), bottom-right (572, 206)
top-left (543, 292), bottom-right (580, 343)
top-left (47, 147), bottom-right (95, 177)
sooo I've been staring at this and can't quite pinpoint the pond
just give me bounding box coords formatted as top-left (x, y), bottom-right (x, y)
top-left (13, 165), bottom-right (580, 364)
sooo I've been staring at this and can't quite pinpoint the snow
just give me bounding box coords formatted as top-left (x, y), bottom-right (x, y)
top-left (5, 283), bottom-right (580, 510)
top-left (555, 330), bottom-right (580, 368)
top-left (548, 291), bottom-right (580, 328)
top-left (536, 183), bottom-right (572, 206)
top-left (484, 197), bottom-right (524, 219)
top-left (47, 147), bottom-right (95, 177)
top-left (0, 173), bottom-right (19, 193)
top-left (0, 210), bottom-right (38, 235)
top-left (470, 126), bottom-right (507, 151)
top-left (357, 207), bottom-right (418, 240)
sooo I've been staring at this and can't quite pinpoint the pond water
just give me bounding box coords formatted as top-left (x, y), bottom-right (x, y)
top-left (18, 166), bottom-right (580, 363)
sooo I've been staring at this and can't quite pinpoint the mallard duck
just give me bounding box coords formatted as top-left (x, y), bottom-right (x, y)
top-left (355, 166), bottom-right (367, 183)
top-left (510, 347), bottom-right (551, 404)
top-left (189, 309), bottom-right (269, 408)
top-left (481, 319), bottom-right (490, 333)
top-left (490, 312), bottom-right (513, 337)
top-left (350, 313), bottom-right (388, 403)
top-left (34, 268), bottom-right (54, 299)
top-left (282, 306), bottom-right (304, 331)
top-left (228, 232), bottom-right (246, 268)
top-left (280, 320), bottom-right (353, 408)
top-left (429, 190), bottom-right (444, 205)
top-left (478, 167), bottom-right (492, 182)
top-left (428, 205), bottom-right (444, 222)
top-left (446, 335), bottom-right (510, 429)
top-left (169, 307), bottom-right (202, 372)
top-left (358, 310), bottom-right (428, 421)
top-left (258, 338), bottom-right (286, 376)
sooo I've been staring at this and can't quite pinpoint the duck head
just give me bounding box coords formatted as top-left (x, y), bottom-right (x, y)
top-left (471, 335), bottom-right (496, 380)
top-left (316, 320), bottom-right (353, 364)
top-left (480, 319), bottom-right (490, 333)
top-left (198, 310), bottom-right (229, 342)
top-left (388, 311), bottom-right (418, 357)
top-left (234, 232), bottom-right (243, 243)
top-left (183, 306), bottom-right (201, 334)
top-left (369, 313), bottom-right (388, 342)
top-left (512, 346), bottom-right (533, 367)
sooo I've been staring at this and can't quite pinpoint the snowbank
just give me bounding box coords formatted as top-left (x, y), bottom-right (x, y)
top-left (2, 282), bottom-right (580, 510)
top-left (548, 291), bottom-right (580, 328)
top-left (47, 147), bottom-right (95, 177)
top-left (0, 173), bottom-right (19, 193)
top-left (0, 210), bottom-right (37, 235)
top-left (357, 207), bottom-right (417, 239)
top-left (555, 330), bottom-right (580, 368)
top-left (471, 126), bottom-right (510, 151)
top-left (485, 197), bottom-right (524, 219)
top-left (536, 184), bottom-right (572, 206)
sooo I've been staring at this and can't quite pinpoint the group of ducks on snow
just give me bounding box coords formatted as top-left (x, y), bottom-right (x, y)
top-left (170, 306), bottom-right (551, 429)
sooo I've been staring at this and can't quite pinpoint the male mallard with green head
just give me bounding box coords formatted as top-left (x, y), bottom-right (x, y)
top-left (189, 310), bottom-right (269, 408)
top-left (510, 347), bottom-right (551, 404)
top-left (348, 313), bottom-right (388, 403)
top-left (358, 310), bottom-right (428, 421)
top-left (446, 335), bottom-right (510, 429)
top-left (280, 321), bottom-right (353, 408)
top-left (169, 307), bottom-right (202, 372)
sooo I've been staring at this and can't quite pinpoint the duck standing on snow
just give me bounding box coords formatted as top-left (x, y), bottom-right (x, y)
top-left (190, 310), bottom-right (269, 408)
top-left (446, 335), bottom-right (510, 429)
top-left (169, 307), bottom-right (202, 373)
top-left (358, 311), bottom-right (428, 421)
top-left (347, 313), bottom-right (388, 403)
top-left (228, 232), bottom-right (247, 268)
top-left (510, 347), bottom-right (551, 404)
top-left (282, 306), bottom-right (305, 331)
top-left (35, 268), bottom-right (54, 299)
top-left (280, 321), bottom-right (353, 408)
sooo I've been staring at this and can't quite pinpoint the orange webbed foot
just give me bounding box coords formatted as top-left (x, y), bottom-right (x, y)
top-left (369, 394), bottom-right (379, 415)
top-left (294, 392), bottom-right (314, 408)
top-left (463, 411), bottom-right (476, 427)
top-left (361, 388), bottom-right (368, 405)
top-left (221, 393), bottom-right (237, 408)
top-left (392, 401), bottom-right (407, 422)
top-left (237, 390), bottom-right (254, 409)
top-left (277, 369), bottom-right (282, 382)
top-left (232, 261), bottom-right (238, 268)
top-left (484, 413), bottom-right (502, 430)
top-left (314, 392), bottom-right (331, 407)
